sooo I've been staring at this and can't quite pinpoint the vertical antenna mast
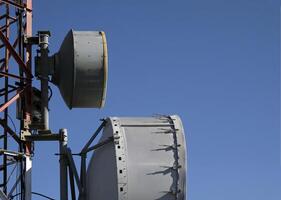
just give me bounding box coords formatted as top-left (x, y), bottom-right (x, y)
top-left (0, 0), bottom-right (32, 199)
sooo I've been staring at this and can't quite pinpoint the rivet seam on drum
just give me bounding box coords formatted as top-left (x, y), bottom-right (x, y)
top-left (111, 118), bottom-right (128, 200)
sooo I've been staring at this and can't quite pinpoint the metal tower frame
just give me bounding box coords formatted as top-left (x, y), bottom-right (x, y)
top-left (0, 2), bottom-right (107, 199)
top-left (0, 0), bottom-right (32, 199)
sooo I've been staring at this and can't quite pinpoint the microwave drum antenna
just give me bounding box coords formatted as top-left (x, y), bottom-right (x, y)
top-left (51, 30), bottom-right (108, 109)
top-left (86, 115), bottom-right (187, 200)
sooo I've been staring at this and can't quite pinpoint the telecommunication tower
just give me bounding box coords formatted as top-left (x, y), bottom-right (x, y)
top-left (0, 1), bottom-right (187, 200)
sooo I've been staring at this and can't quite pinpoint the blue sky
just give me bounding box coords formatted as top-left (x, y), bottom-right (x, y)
top-left (29, 0), bottom-right (281, 199)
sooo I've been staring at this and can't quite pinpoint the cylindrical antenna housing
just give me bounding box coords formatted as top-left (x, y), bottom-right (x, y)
top-left (86, 115), bottom-right (187, 200)
top-left (52, 30), bottom-right (108, 109)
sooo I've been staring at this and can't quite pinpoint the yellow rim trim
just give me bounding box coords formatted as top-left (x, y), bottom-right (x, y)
top-left (100, 31), bottom-right (108, 108)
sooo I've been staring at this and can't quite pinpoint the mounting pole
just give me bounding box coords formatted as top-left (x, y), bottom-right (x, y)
top-left (25, 154), bottom-right (32, 200)
top-left (59, 129), bottom-right (68, 200)
top-left (38, 31), bottom-right (51, 131)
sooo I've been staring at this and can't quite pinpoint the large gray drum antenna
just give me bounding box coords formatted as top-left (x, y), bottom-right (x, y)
top-left (86, 115), bottom-right (187, 200)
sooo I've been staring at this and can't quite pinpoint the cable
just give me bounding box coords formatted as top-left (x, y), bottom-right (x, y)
top-left (6, 163), bottom-right (17, 184)
top-left (48, 86), bottom-right (53, 101)
top-left (32, 192), bottom-right (56, 200)
top-left (7, 113), bottom-right (17, 133)
top-left (11, 192), bottom-right (56, 200)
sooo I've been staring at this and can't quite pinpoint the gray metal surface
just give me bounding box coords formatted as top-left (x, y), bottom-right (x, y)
top-left (86, 115), bottom-right (187, 200)
top-left (53, 30), bottom-right (108, 109)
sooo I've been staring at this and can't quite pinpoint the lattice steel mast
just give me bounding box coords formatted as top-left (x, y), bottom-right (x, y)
top-left (0, 0), bottom-right (32, 199)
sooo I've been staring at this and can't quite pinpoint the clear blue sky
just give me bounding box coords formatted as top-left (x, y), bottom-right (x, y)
top-left (30, 0), bottom-right (281, 199)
